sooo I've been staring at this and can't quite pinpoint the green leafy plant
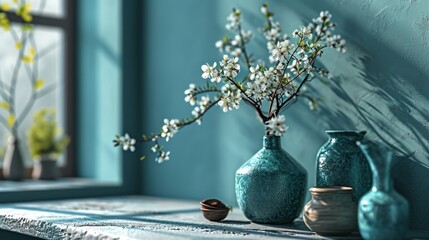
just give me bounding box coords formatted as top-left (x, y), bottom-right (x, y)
top-left (27, 108), bottom-right (69, 160)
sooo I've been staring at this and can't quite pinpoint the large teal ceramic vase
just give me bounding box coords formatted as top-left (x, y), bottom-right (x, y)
top-left (357, 141), bottom-right (409, 240)
top-left (316, 130), bottom-right (371, 200)
top-left (235, 136), bottom-right (307, 224)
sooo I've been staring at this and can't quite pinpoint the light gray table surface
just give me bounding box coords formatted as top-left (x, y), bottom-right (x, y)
top-left (0, 195), bottom-right (427, 240)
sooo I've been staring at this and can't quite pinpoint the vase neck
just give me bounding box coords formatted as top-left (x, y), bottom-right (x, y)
top-left (372, 165), bottom-right (393, 192)
top-left (358, 141), bottom-right (393, 192)
top-left (263, 136), bottom-right (281, 149)
top-left (327, 130), bottom-right (366, 142)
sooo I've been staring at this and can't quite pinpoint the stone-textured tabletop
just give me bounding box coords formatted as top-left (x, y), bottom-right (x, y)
top-left (0, 195), bottom-right (427, 240)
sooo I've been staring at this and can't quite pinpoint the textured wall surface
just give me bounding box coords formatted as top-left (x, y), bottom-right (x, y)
top-left (140, 0), bottom-right (429, 230)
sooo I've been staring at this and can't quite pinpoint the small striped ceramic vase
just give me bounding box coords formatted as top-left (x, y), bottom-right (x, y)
top-left (303, 186), bottom-right (358, 235)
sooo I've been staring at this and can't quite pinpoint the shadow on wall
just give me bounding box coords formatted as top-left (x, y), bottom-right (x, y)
top-left (265, 0), bottom-right (429, 231)
top-left (322, 57), bottom-right (429, 231)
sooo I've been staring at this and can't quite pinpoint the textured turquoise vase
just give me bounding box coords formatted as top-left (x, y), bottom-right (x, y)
top-left (316, 130), bottom-right (372, 200)
top-left (235, 136), bottom-right (307, 224)
top-left (357, 141), bottom-right (409, 240)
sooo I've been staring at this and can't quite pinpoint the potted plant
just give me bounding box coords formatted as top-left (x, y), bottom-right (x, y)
top-left (27, 108), bottom-right (69, 180)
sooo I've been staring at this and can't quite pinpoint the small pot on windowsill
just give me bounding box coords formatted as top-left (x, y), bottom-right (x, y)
top-left (32, 154), bottom-right (60, 180)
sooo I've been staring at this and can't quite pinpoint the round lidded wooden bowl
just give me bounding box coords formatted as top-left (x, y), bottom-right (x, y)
top-left (200, 199), bottom-right (230, 221)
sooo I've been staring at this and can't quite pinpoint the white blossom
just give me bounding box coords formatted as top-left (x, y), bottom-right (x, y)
top-left (215, 40), bottom-right (224, 49)
top-left (226, 9), bottom-right (241, 30)
top-left (264, 21), bottom-right (281, 42)
top-left (184, 83), bottom-right (197, 105)
top-left (201, 62), bottom-right (217, 79)
top-left (231, 48), bottom-right (242, 58)
top-left (319, 11), bottom-right (332, 22)
top-left (221, 83), bottom-right (233, 94)
top-left (261, 4), bottom-right (268, 15)
top-left (292, 29), bottom-right (299, 37)
top-left (155, 151), bottom-right (170, 163)
top-left (151, 144), bottom-right (159, 153)
top-left (271, 40), bottom-right (293, 62)
top-left (199, 95), bottom-right (211, 110)
top-left (218, 90), bottom-right (242, 112)
top-left (231, 34), bottom-right (241, 46)
top-left (192, 106), bottom-right (203, 125)
top-left (249, 65), bottom-right (260, 80)
top-left (265, 115), bottom-right (288, 136)
top-left (222, 56), bottom-right (240, 78)
top-left (246, 82), bottom-right (263, 100)
top-left (241, 30), bottom-right (252, 42)
top-left (287, 59), bottom-right (301, 75)
top-left (211, 69), bottom-right (222, 83)
top-left (161, 119), bottom-right (180, 142)
top-left (220, 54), bottom-right (230, 67)
top-left (121, 134), bottom-right (136, 152)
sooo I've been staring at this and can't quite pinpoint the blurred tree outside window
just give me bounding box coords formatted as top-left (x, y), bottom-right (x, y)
top-left (0, 0), bottom-right (76, 177)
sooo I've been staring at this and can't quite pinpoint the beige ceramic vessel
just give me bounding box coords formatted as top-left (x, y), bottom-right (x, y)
top-left (303, 186), bottom-right (357, 235)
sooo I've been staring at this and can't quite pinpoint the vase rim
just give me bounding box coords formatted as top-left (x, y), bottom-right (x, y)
top-left (310, 186), bottom-right (353, 193)
top-left (326, 130), bottom-right (366, 134)
top-left (326, 130), bottom-right (366, 138)
top-left (263, 135), bottom-right (281, 138)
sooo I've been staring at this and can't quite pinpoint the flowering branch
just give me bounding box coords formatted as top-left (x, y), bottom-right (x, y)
top-left (114, 4), bottom-right (346, 162)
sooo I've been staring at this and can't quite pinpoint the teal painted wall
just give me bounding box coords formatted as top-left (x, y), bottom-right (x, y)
top-left (139, 0), bottom-right (429, 230)
top-left (78, 0), bottom-right (122, 182)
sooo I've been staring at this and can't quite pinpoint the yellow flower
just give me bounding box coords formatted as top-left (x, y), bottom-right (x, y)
top-left (0, 3), bottom-right (11, 11)
top-left (30, 47), bottom-right (36, 55)
top-left (16, 3), bottom-right (32, 22)
top-left (34, 79), bottom-right (45, 90)
top-left (21, 55), bottom-right (34, 63)
top-left (15, 41), bottom-right (22, 49)
top-left (0, 101), bottom-right (10, 110)
top-left (0, 13), bottom-right (10, 31)
top-left (7, 114), bottom-right (15, 128)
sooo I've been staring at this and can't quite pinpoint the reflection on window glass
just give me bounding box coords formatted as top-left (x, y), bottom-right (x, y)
top-left (0, 24), bottom-right (65, 166)
top-left (0, 0), bottom-right (64, 18)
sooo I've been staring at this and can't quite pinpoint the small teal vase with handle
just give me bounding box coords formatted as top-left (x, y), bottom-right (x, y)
top-left (235, 135), bottom-right (307, 224)
top-left (316, 130), bottom-right (372, 201)
top-left (357, 141), bottom-right (409, 240)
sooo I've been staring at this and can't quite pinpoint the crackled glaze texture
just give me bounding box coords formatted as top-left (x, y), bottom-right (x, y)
top-left (316, 131), bottom-right (371, 200)
top-left (235, 136), bottom-right (307, 224)
top-left (358, 141), bottom-right (409, 240)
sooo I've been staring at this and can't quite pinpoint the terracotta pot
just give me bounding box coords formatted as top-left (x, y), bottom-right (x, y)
top-left (303, 186), bottom-right (357, 235)
top-left (32, 156), bottom-right (59, 180)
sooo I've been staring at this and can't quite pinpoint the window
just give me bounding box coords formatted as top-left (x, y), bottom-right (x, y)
top-left (0, 0), bottom-right (76, 176)
top-left (0, 0), bottom-right (140, 202)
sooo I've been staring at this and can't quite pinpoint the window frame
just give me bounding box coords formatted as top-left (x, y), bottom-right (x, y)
top-left (0, 0), bottom-right (142, 203)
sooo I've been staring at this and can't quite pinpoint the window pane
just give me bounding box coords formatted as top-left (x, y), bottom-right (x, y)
top-left (0, 24), bottom-right (65, 166)
top-left (0, 0), bottom-right (65, 18)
